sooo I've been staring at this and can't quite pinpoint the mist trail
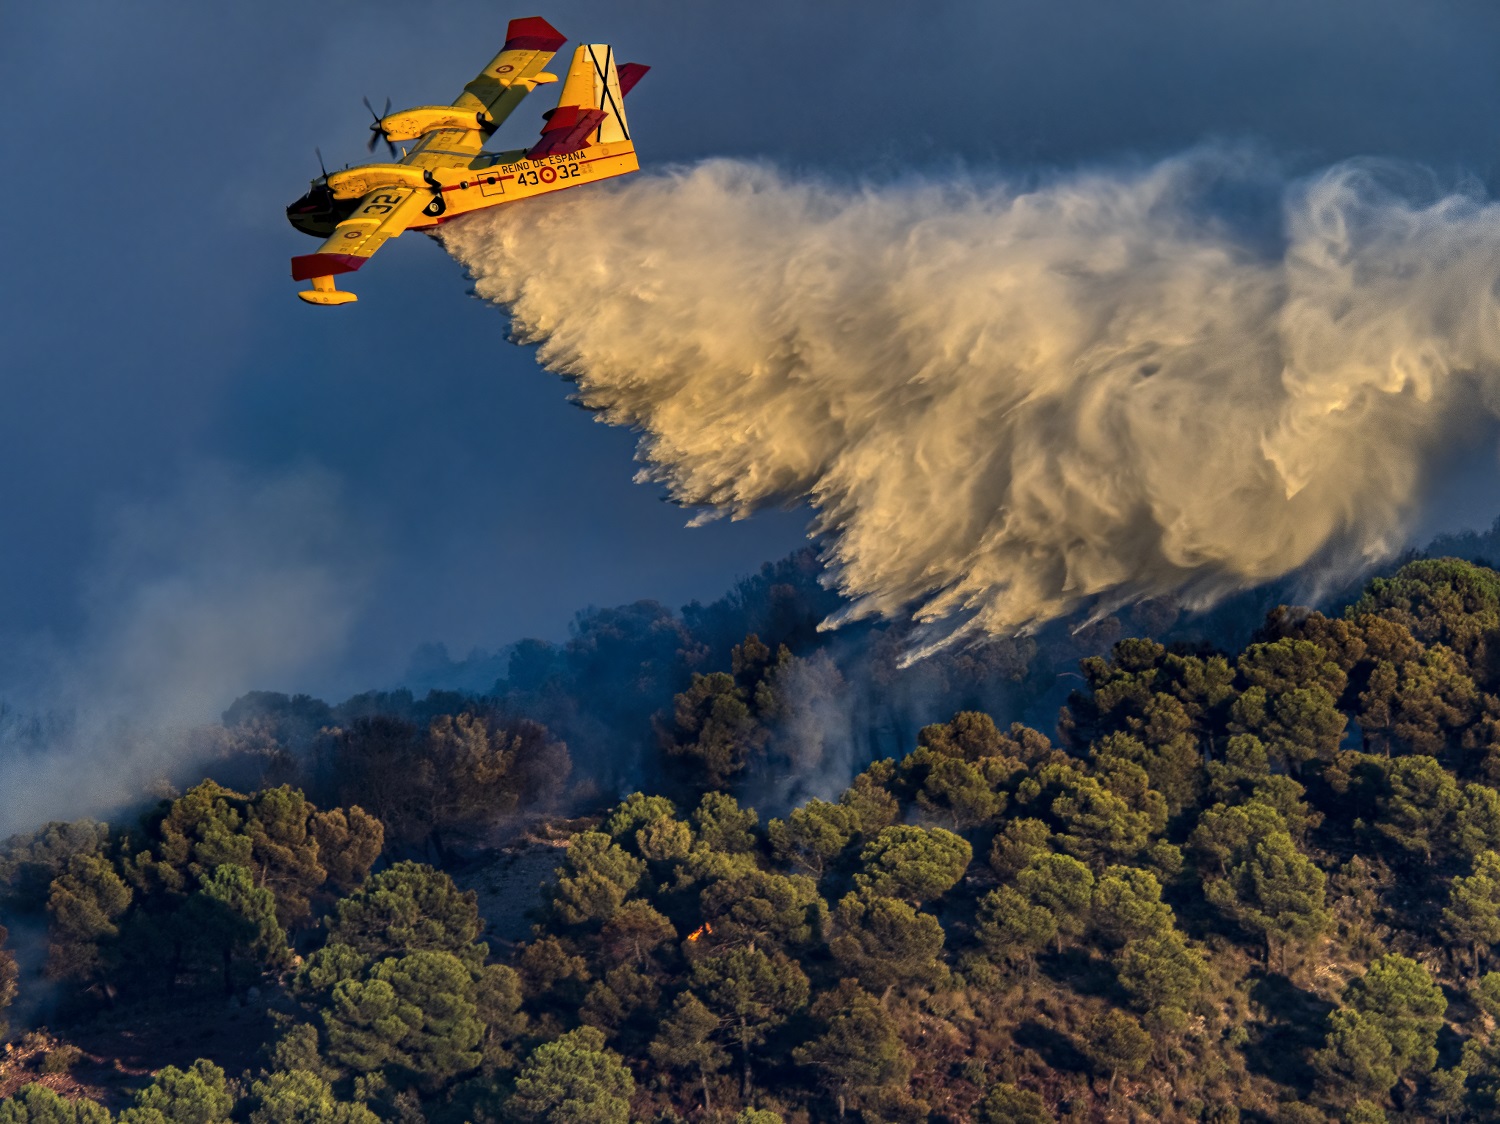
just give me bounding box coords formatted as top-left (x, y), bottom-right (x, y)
top-left (441, 151), bottom-right (1500, 653)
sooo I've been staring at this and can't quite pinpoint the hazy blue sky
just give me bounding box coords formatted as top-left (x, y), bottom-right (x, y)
top-left (6, 0), bottom-right (1500, 702)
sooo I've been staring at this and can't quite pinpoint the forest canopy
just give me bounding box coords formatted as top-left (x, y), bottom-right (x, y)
top-left (7, 554), bottom-right (1500, 1120)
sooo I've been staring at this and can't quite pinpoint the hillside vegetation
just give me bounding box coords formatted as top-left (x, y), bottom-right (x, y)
top-left (7, 558), bottom-right (1500, 1121)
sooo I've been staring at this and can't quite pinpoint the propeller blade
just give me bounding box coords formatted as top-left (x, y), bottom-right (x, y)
top-left (363, 97), bottom-right (397, 159)
top-left (315, 147), bottom-right (329, 178)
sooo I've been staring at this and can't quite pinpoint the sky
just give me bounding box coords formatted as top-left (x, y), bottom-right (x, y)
top-left (5, 0), bottom-right (1500, 709)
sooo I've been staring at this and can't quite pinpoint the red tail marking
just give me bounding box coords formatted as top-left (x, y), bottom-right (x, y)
top-left (617, 63), bottom-right (650, 97)
top-left (527, 105), bottom-right (608, 158)
top-left (503, 16), bottom-right (566, 53)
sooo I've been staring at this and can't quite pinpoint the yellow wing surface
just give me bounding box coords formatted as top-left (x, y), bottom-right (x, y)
top-left (291, 185), bottom-right (433, 305)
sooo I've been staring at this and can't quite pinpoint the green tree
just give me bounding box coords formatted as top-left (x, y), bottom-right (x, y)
top-left (916, 711), bottom-right (1012, 760)
top-left (126, 781), bottom-right (253, 898)
top-left (692, 792), bottom-right (759, 855)
top-left (1342, 955), bottom-right (1446, 1080)
top-left (664, 672), bottom-right (763, 788)
top-left (1090, 866), bottom-right (1173, 947)
top-left (828, 892), bottom-right (946, 996)
top-left (0, 925), bottom-right (16, 1038)
top-left (693, 947), bottom-right (810, 1096)
top-left (603, 792), bottom-right (682, 849)
top-left (768, 800), bottom-right (861, 877)
top-left (1205, 829), bottom-right (1329, 967)
top-left (649, 992), bottom-right (728, 1114)
top-left (46, 852), bottom-right (132, 983)
top-left (1356, 645), bottom-right (1477, 757)
top-left (242, 786), bottom-right (328, 928)
top-left (551, 833), bottom-right (646, 928)
top-left (0, 819), bottom-right (109, 914)
top-left (119, 1059), bottom-right (234, 1124)
top-left (854, 826), bottom-right (971, 903)
top-left (185, 864), bottom-right (288, 992)
top-left (1312, 1009), bottom-right (1399, 1108)
top-left (975, 886), bottom-right (1057, 973)
top-left (1229, 639), bottom-right (1348, 769)
top-left (700, 867), bottom-right (826, 952)
top-left (1349, 558), bottom-right (1500, 674)
top-left (988, 818), bottom-right (1052, 879)
top-left (1078, 1008), bottom-right (1152, 1101)
top-left (508, 1026), bottom-right (635, 1124)
top-left (579, 964), bottom-right (661, 1048)
top-left (976, 1082), bottom-right (1053, 1124)
top-left (1016, 853), bottom-right (1094, 952)
top-left (839, 762), bottom-right (900, 837)
top-left (792, 981), bottom-right (911, 1118)
top-left (323, 949), bottom-right (486, 1086)
top-left (324, 862), bottom-right (485, 968)
top-left (0, 1086), bottom-right (112, 1124)
top-left (247, 1071), bottom-right (378, 1124)
top-left (1092, 729), bottom-right (1202, 821)
top-left (597, 900), bottom-right (675, 970)
top-left (1371, 755), bottom-right (1463, 864)
top-left (1049, 764), bottom-right (1163, 868)
top-left (1206, 735), bottom-right (1323, 841)
top-left (1189, 800), bottom-right (1288, 877)
top-left (1444, 850), bottom-right (1500, 976)
top-left (1116, 931), bottom-right (1210, 1017)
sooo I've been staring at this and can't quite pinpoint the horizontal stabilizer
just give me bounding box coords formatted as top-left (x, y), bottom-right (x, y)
top-left (617, 63), bottom-right (649, 97)
top-left (503, 16), bottom-right (566, 53)
top-left (527, 104), bottom-right (608, 158)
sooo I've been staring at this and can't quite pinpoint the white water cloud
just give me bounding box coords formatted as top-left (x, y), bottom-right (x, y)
top-left (443, 152), bottom-right (1500, 654)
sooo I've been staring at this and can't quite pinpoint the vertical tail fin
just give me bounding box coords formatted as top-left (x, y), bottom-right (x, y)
top-left (527, 44), bottom-right (648, 159)
top-left (557, 44), bottom-right (631, 144)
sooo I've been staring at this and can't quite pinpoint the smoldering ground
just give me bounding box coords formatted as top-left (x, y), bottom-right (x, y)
top-left (442, 150), bottom-right (1500, 657)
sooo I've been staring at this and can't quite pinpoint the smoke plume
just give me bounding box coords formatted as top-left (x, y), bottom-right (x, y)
top-left (0, 466), bottom-right (370, 834)
top-left (443, 151), bottom-right (1500, 652)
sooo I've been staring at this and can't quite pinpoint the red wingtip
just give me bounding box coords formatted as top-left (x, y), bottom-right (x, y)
top-left (291, 253), bottom-right (367, 282)
top-left (504, 16), bottom-right (566, 53)
top-left (617, 63), bottom-right (650, 97)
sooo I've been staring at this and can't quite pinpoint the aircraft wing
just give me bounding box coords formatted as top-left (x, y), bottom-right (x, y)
top-left (454, 16), bottom-right (568, 135)
top-left (290, 185), bottom-right (433, 304)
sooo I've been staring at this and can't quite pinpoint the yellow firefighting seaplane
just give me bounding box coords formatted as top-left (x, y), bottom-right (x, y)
top-left (286, 16), bottom-right (647, 305)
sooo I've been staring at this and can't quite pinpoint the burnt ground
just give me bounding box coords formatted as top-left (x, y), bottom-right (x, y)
top-left (0, 996), bottom-right (278, 1111)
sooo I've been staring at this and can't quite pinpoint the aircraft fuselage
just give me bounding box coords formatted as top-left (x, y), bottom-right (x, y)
top-left (287, 139), bottom-right (640, 241)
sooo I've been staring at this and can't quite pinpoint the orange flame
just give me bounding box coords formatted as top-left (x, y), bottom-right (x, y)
top-left (686, 922), bottom-right (713, 943)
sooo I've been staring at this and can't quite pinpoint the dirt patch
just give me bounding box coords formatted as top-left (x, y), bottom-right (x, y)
top-left (452, 821), bottom-right (592, 949)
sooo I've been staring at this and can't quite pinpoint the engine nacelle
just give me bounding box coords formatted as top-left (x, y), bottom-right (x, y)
top-left (326, 164), bottom-right (435, 199)
top-left (379, 105), bottom-right (486, 142)
top-left (380, 77), bottom-right (557, 141)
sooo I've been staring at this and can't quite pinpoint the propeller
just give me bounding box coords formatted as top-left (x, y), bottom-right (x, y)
top-left (315, 147), bottom-right (329, 179)
top-left (364, 95), bottom-right (397, 158)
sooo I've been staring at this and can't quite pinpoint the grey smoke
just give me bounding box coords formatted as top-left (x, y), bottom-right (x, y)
top-left (0, 466), bottom-right (370, 834)
top-left (442, 150), bottom-right (1500, 654)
